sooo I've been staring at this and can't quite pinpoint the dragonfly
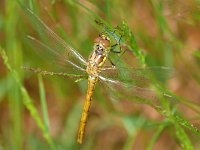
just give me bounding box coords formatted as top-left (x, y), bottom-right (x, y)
top-left (24, 8), bottom-right (173, 144)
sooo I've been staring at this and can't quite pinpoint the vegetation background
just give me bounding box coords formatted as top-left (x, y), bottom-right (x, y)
top-left (0, 0), bottom-right (200, 150)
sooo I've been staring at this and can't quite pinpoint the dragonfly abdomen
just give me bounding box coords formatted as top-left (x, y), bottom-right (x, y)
top-left (77, 76), bottom-right (98, 144)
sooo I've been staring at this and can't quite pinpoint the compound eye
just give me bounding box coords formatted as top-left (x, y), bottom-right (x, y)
top-left (94, 37), bottom-right (102, 43)
top-left (102, 39), bottom-right (110, 48)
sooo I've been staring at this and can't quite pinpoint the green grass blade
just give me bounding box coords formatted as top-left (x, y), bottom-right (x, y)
top-left (122, 116), bottom-right (146, 150)
top-left (146, 122), bottom-right (170, 150)
top-left (155, 106), bottom-right (200, 135)
top-left (150, 0), bottom-right (172, 38)
top-left (0, 75), bottom-right (12, 101)
top-left (0, 47), bottom-right (55, 150)
top-left (38, 74), bottom-right (50, 133)
top-left (173, 115), bottom-right (200, 136)
top-left (175, 124), bottom-right (194, 150)
top-left (5, 0), bottom-right (23, 149)
top-left (60, 101), bottom-right (83, 149)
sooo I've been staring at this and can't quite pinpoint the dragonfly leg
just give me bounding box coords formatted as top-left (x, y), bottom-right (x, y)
top-left (113, 48), bottom-right (128, 65)
top-left (109, 47), bottom-right (128, 66)
top-left (108, 57), bottom-right (116, 67)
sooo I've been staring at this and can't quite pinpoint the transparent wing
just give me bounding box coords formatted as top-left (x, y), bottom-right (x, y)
top-left (99, 66), bottom-right (174, 88)
top-left (25, 35), bottom-right (86, 74)
top-left (24, 8), bottom-right (87, 69)
top-left (99, 75), bottom-right (176, 108)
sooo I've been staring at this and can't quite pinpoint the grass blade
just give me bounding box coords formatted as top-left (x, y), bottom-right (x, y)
top-left (0, 47), bottom-right (55, 150)
top-left (175, 124), bottom-right (194, 150)
top-left (38, 74), bottom-right (50, 132)
top-left (146, 122), bottom-right (170, 150)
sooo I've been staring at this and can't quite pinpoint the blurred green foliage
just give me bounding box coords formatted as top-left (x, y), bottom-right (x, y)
top-left (0, 0), bottom-right (200, 150)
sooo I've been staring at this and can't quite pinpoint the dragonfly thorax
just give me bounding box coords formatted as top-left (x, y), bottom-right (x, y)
top-left (86, 34), bottom-right (111, 77)
top-left (86, 51), bottom-right (107, 77)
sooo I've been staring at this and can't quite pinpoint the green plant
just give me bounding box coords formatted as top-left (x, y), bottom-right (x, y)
top-left (0, 0), bottom-right (200, 150)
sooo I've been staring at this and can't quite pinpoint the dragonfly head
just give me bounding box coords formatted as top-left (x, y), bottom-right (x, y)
top-left (94, 34), bottom-right (111, 50)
